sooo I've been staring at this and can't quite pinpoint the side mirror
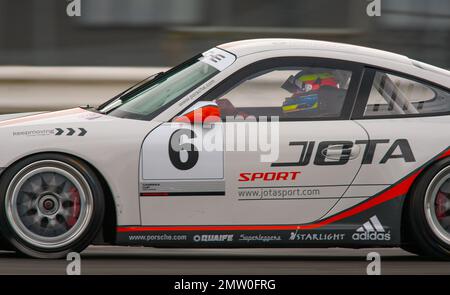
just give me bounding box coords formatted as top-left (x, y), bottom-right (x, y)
top-left (173, 102), bottom-right (221, 125)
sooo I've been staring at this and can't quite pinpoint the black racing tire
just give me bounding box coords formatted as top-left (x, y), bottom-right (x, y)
top-left (407, 157), bottom-right (450, 260)
top-left (0, 153), bottom-right (104, 259)
top-left (0, 236), bottom-right (14, 252)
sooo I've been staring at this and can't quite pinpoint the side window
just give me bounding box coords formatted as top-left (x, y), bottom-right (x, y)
top-left (211, 65), bottom-right (353, 120)
top-left (364, 71), bottom-right (450, 117)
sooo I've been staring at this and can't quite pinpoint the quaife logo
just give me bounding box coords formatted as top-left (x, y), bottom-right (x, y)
top-left (352, 215), bottom-right (391, 241)
top-left (193, 234), bottom-right (233, 242)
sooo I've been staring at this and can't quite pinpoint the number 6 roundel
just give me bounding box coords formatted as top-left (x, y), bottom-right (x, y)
top-left (141, 123), bottom-right (224, 180)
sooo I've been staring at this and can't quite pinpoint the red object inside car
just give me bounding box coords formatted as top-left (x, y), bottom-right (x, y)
top-left (174, 105), bottom-right (221, 123)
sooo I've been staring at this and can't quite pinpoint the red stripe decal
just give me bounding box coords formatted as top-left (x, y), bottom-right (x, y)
top-left (438, 149), bottom-right (450, 160)
top-left (117, 224), bottom-right (299, 233)
top-left (298, 170), bottom-right (421, 230)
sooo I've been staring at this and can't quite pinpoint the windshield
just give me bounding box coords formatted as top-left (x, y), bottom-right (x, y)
top-left (100, 48), bottom-right (236, 120)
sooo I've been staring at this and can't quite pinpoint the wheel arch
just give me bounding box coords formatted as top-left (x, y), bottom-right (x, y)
top-left (400, 155), bottom-right (450, 247)
top-left (0, 151), bottom-right (117, 245)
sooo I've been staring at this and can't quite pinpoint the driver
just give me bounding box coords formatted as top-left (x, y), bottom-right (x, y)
top-left (281, 70), bottom-right (340, 114)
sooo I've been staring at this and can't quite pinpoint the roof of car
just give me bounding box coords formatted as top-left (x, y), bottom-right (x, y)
top-left (218, 38), bottom-right (411, 64)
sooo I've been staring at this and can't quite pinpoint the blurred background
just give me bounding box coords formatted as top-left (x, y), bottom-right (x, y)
top-left (0, 0), bottom-right (449, 113)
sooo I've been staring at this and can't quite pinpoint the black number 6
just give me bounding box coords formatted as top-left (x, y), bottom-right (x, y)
top-left (168, 129), bottom-right (199, 170)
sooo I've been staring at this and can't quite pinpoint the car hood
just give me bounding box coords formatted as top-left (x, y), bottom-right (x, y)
top-left (0, 108), bottom-right (109, 128)
top-left (0, 111), bottom-right (47, 122)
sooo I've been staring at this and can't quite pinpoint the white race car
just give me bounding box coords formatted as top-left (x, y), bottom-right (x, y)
top-left (1, 39), bottom-right (450, 259)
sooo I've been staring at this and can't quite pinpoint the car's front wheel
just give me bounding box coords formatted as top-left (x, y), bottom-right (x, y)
top-left (0, 154), bottom-right (104, 259)
top-left (406, 157), bottom-right (450, 260)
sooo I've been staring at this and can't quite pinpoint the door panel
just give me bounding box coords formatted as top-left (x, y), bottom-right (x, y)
top-left (139, 120), bottom-right (368, 226)
top-left (138, 57), bottom-right (367, 226)
top-left (225, 120), bottom-right (368, 224)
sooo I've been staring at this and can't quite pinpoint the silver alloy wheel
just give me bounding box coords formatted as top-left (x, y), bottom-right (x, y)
top-left (5, 160), bottom-right (93, 249)
top-left (424, 166), bottom-right (450, 245)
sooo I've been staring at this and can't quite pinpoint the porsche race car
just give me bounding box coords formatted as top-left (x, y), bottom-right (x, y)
top-left (1, 39), bottom-right (450, 259)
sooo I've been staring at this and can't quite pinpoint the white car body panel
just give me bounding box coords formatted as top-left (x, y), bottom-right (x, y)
top-left (353, 116), bottom-right (450, 185)
top-left (140, 120), bottom-right (367, 225)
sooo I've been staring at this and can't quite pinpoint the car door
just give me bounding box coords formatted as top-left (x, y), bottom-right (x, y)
top-left (138, 56), bottom-right (368, 229)
top-left (205, 57), bottom-right (369, 225)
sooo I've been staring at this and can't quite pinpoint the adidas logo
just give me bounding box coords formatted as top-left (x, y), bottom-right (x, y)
top-left (352, 215), bottom-right (391, 241)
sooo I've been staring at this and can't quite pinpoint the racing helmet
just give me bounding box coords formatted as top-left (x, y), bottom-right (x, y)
top-left (281, 70), bottom-right (340, 113)
top-left (281, 71), bottom-right (340, 94)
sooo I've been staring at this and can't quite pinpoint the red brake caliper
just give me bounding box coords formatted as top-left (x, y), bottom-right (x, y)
top-left (436, 191), bottom-right (447, 220)
top-left (67, 187), bottom-right (80, 227)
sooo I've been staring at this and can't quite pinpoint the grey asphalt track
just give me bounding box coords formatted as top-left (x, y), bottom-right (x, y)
top-left (0, 246), bottom-right (450, 275)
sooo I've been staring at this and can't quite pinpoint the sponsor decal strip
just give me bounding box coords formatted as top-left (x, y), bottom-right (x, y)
top-left (118, 147), bottom-right (450, 233)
